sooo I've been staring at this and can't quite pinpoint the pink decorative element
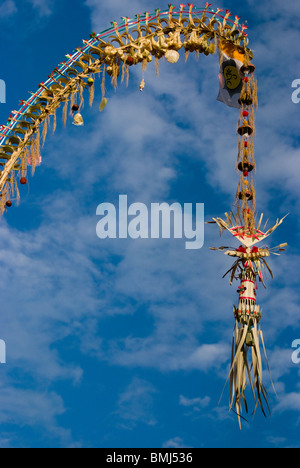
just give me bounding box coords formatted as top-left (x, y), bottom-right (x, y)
top-left (27, 153), bottom-right (42, 167)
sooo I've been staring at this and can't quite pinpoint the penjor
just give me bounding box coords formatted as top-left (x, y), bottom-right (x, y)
top-left (210, 46), bottom-right (287, 427)
top-left (211, 216), bottom-right (287, 428)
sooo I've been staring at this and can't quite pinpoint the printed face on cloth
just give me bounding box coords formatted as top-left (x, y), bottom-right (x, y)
top-left (223, 62), bottom-right (242, 90)
top-left (217, 41), bottom-right (245, 109)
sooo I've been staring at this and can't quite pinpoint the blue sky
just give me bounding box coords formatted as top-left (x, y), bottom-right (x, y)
top-left (0, 0), bottom-right (299, 448)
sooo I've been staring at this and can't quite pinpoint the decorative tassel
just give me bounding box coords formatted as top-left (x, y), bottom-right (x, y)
top-left (88, 77), bottom-right (95, 107)
top-left (212, 212), bottom-right (287, 428)
top-left (70, 92), bottom-right (75, 115)
top-left (63, 100), bottom-right (68, 128)
top-left (142, 58), bottom-right (148, 73)
top-left (111, 63), bottom-right (120, 90)
top-left (220, 266), bottom-right (271, 429)
top-left (0, 187), bottom-right (8, 214)
top-left (79, 83), bottom-right (84, 110)
top-left (26, 129), bottom-right (42, 175)
top-left (52, 109), bottom-right (57, 134)
top-left (155, 56), bottom-right (159, 76)
top-left (42, 115), bottom-right (49, 147)
top-left (121, 62), bottom-right (126, 85)
top-left (101, 66), bottom-right (106, 97)
top-left (21, 149), bottom-right (28, 178)
top-left (126, 64), bottom-right (129, 87)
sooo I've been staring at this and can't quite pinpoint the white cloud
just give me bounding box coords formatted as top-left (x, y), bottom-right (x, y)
top-left (0, 379), bottom-right (74, 445)
top-left (115, 377), bottom-right (157, 429)
top-left (275, 392), bottom-right (300, 413)
top-left (265, 435), bottom-right (288, 447)
top-left (27, 0), bottom-right (54, 16)
top-left (85, 0), bottom-right (163, 31)
top-left (179, 395), bottom-right (211, 409)
top-left (162, 437), bottom-right (190, 449)
top-left (184, 343), bottom-right (231, 371)
top-left (246, 0), bottom-right (300, 20)
top-left (0, 0), bottom-right (17, 17)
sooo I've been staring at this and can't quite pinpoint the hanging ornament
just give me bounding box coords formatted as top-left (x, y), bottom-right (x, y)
top-left (139, 79), bottom-right (145, 92)
top-left (99, 98), bottom-right (108, 112)
top-left (238, 123), bottom-right (253, 136)
top-left (27, 153), bottom-right (42, 167)
top-left (87, 77), bottom-right (94, 87)
top-left (238, 161), bottom-right (254, 173)
top-left (241, 63), bottom-right (256, 75)
top-left (73, 113), bottom-right (84, 126)
top-left (126, 56), bottom-right (134, 66)
top-left (239, 95), bottom-right (253, 106)
top-left (238, 189), bottom-right (253, 200)
top-left (165, 50), bottom-right (180, 64)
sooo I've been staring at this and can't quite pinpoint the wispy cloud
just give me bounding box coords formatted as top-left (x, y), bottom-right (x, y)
top-left (0, 378), bottom-right (74, 446)
top-left (115, 377), bottom-right (157, 429)
top-left (85, 0), bottom-right (160, 31)
top-left (0, 0), bottom-right (17, 18)
top-left (274, 392), bottom-right (300, 413)
top-left (162, 437), bottom-right (191, 449)
top-left (179, 395), bottom-right (211, 409)
top-left (27, 0), bottom-right (55, 17)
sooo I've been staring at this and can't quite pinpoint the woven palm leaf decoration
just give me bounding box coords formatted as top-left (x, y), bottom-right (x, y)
top-left (0, 4), bottom-right (251, 209)
top-left (210, 43), bottom-right (287, 424)
top-left (211, 216), bottom-right (287, 427)
top-left (0, 5), bottom-right (286, 427)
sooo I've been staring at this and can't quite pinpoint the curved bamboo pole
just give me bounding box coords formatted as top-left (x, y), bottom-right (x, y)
top-left (0, 4), bottom-right (252, 214)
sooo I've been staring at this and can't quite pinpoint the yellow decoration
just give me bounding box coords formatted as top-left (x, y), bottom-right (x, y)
top-left (99, 98), bottom-right (108, 112)
top-left (224, 65), bottom-right (241, 90)
top-left (139, 79), bottom-right (145, 92)
top-left (73, 113), bottom-right (84, 126)
top-left (165, 50), bottom-right (180, 64)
